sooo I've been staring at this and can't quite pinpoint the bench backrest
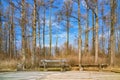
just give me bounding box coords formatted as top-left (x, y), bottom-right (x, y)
top-left (41, 59), bottom-right (67, 63)
top-left (81, 64), bottom-right (108, 68)
top-left (40, 59), bottom-right (68, 67)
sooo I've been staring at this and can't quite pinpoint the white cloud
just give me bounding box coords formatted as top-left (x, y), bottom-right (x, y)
top-left (81, 0), bottom-right (87, 8)
top-left (99, 30), bottom-right (110, 40)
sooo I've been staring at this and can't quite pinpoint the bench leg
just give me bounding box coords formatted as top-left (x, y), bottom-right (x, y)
top-left (61, 65), bottom-right (65, 72)
top-left (44, 68), bottom-right (47, 71)
top-left (44, 64), bottom-right (47, 71)
top-left (99, 65), bottom-right (102, 71)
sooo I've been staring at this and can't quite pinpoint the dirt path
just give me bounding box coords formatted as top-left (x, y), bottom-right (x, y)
top-left (0, 71), bottom-right (55, 80)
top-left (0, 71), bottom-right (120, 80)
top-left (41, 71), bottom-right (120, 80)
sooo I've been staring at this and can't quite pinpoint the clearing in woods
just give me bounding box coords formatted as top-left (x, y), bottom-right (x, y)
top-left (0, 71), bottom-right (120, 80)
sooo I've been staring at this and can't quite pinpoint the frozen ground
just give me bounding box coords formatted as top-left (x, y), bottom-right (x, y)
top-left (0, 71), bottom-right (120, 80)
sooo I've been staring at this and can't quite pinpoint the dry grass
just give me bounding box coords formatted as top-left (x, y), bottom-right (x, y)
top-left (67, 55), bottom-right (79, 66)
top-left (111, 68), bottom-right (120, 73)
top-left (71, 67), bottom-right (79, 71)
top-left (0, 47), bottom-right (120, 72)
top-left (0, 59), bottom-right (17, 70)
top-left (82, 54), bottom-right (94, 64)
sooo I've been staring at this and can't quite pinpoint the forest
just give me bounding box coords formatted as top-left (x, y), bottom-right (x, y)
top-left (0, 0), bottom-right (120, 70)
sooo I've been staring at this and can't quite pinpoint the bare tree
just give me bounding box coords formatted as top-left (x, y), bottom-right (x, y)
top-left (85, 0), bottom-right (98, 64)
top-left (10, 1), bottom-right (15, 58)
top-left (37, 0), bottom-right (42, 54)
top-left (92, 12), bottom-right (95, 55)
top-left (6, 0), bottom-right (15, 59)
top-left (49, 0), bottom-right (53, 56)
top-left (94, 1), bottom-right (98, 64)
top-left (31, 0), bottom-right (37, 67)
top-left (64, 0), bottom-right (73, 55)
top-left (101, 2), bottom-right (105, 54)
top-left (42, 0), bottom-right (46, 59)
top-left (85, 6), bottom-right (89, 54)
top-left (0, 0), bottom-right (2, 54)
top-left (116, 0), bottom-right (120, 54)
top-left (55, 12), bottom-right (61, 56)
top-left (3, 13), bottom-right (9, 54)
top-left (77, 0), bottom-right (82, 70)
top-left (21, 0), bottom-right (26, 69)
top-left (110, 0), bottom-right (116, 66)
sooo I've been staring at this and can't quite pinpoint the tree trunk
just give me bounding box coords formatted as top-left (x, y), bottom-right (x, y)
top-left (43, 6), bottom-right (46, 59)
top-left (101, 5), bottom-right (105, 54)
top-left (49, 1), bottom-right (52, 57)
top-left (11, 3), bottom-right (15, 58)
top-left (55, 30), bottom-right (58, 55)
top-left (37, 9), bottom-right (41, 54)
top-left (0, 0), bottom-right (2, 54)
top-left (8, 1), bottom-right (12, 59)
top-left (85, 8), bottom-right (89, 54)
top-left (92, 12), bottom-right (95, 55)
top-left (32, 0), bottom-right (37, 67)
top-left (65, 2), bottom-right (70, 55)
top-left (21, 0), bottom-right (26, 69)
top-left (78, 0), bottom-right (82, 70)
top-left (118, 32), bottom-right (120, 54)
top-left (110, 0), bottom-right (116, 66)
top-left (95, 3), bottom-right (98, 64)
top-left (117, 0), bottom-right (120, 54)
top-left (4, 22), bottom-right (9, 54)
top-left (66, 16), bottom-right (69, 55)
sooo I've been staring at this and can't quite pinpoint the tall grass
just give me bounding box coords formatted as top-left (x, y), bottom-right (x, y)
top-left (0, 59), bottom-right (17, 70)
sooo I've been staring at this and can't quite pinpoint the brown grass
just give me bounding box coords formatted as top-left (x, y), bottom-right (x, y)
top-left (0, 45), bottom-right (120, 71)
top-left (0, 59), bottom-right (17, 70)
top-left (67, 55), bottom-right (79, 66)
top-left (82, 54), bottom-right (94, 64)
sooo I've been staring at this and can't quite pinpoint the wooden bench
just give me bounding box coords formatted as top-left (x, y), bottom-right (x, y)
top-left (81, 64), bottom-right (108, 71)
top-left (40, 59), bottom-right (69, 71)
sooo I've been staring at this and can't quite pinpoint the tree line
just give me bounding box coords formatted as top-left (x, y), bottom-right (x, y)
top-left (0, 0), bottom-right (120, 69)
